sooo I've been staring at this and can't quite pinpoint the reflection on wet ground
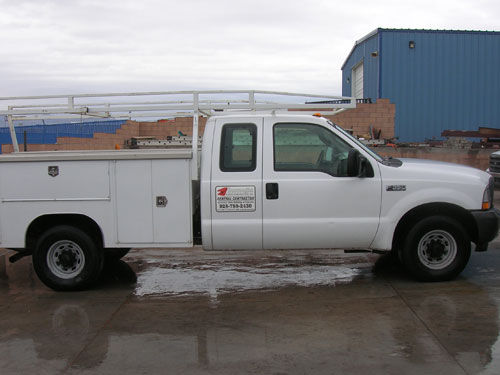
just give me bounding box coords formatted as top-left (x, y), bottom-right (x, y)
top-left (0, 243), bottom-right (500, 374)
top-left (133, 250), bottom-right (373, 299)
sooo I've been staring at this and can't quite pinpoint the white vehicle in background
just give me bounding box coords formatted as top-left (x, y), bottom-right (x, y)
top-left (488, 150), bottom-right (500, 186)
top-left (0, 90), bottom-right (498, 291)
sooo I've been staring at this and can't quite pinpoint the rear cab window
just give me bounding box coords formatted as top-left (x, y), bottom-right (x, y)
top-left (220, 124), bottom-right (257, 172)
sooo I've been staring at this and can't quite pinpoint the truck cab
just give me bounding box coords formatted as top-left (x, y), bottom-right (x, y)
top-left (201, 113), bottom-right (381, 250)
top-left (201, 113), bottom-right (499, 282)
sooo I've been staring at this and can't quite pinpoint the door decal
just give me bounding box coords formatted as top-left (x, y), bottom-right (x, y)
top-left (215, 186), bottom-right (256, 212)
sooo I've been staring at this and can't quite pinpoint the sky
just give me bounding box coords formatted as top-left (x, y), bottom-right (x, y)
top-left (0, 0), bottom-right (499, 98)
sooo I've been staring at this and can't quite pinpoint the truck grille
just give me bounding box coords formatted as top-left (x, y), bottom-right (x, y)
top-left (490, 154), bottom-right (500, 173)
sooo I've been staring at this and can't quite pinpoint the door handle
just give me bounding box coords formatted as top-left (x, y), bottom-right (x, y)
top-left (266, 183), bottom-right (279, 200)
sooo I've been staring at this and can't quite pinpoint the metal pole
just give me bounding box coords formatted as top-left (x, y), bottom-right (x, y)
top-left (249, 91), bottom-right (255, 111)
top-left (192, 92), bottom-right (199, 181)
top-left (7, 108), bottom-right (19, 152)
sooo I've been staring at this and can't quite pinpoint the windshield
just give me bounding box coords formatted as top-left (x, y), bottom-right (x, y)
top-left (327, 120), bottom-right (384, 162)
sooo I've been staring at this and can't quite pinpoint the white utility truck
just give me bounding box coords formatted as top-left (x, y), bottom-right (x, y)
top-left (0, 91), bottom-right (498, 291)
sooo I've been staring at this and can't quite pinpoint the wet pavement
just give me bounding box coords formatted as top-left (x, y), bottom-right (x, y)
top-left (1, 208), bottom-right (500, 373)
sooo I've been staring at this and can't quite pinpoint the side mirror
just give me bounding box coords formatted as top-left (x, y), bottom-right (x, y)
top-left (347, 149), bottom-right (361, 177)
top-left (347, 149), bottom-right (374, 178)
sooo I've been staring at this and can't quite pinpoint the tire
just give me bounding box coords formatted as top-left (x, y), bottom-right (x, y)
top-left (32, 225), bottom-right (104, 291)
top-left (389, 247), bottom-right (403, 265)
top-left (104, 248), bottom-right (131, 262)
top-left (401, 216), bottom-right (471, 282)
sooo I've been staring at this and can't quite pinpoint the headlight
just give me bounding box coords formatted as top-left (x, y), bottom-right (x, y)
top-left (482, 177), bottom-right (494, 210)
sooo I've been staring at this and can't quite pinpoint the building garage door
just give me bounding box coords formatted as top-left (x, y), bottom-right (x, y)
top-left (352, 62), bottom-right (363, 98)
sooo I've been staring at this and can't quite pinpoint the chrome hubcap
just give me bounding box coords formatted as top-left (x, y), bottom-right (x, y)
top-left (47, 240), bottom-right (85, 279)
top-left (417, 230), bottom-right (457, 270)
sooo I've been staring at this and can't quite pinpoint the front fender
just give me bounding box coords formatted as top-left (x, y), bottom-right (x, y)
top-left (371, 186), bottom-right (478, 251)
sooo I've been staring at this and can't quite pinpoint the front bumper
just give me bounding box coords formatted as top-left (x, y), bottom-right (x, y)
top-left (471, 208), bottom-right (500, 251)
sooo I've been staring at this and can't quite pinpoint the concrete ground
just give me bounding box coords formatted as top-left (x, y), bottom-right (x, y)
top-left (1, 197), bottom-right (500, 374)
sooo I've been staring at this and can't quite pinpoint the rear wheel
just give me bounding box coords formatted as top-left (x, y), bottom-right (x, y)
top-left (401, 216), bottom-right (470, 281)
top-left (33, 225), bottom-right (104, 291)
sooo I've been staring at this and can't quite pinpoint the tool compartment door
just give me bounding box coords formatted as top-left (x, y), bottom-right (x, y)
top-left (115, 158), bottom-right (192, 245)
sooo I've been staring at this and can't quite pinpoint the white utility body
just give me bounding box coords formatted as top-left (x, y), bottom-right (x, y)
top-left (0, 90), bottom-right (498, 290)
top-left (0, 149), bottom-right (193, 248)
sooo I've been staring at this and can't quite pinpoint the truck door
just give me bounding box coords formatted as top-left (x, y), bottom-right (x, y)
top-left (210, 117), bottom-right (263, 249)
top-left (262, 119), bottom-right (382, 249)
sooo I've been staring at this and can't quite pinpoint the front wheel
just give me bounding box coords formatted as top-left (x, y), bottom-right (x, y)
top-left (401, 216), bottom-right (471, 281)
top-left (33, 226), bottom-right (104, 291)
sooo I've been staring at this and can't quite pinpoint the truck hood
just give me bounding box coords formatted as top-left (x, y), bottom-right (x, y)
top-left (388, 157), bottom-right (490, 186)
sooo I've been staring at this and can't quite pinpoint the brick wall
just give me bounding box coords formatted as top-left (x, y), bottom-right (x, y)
top-left (3, 104), bottom-right (493, 171)
top-left (139, 117), bottom-right (207, 138)
top-left (0, 118), bottom-right (207, 153)
top-left (325, 98), bottom-right (395, 140)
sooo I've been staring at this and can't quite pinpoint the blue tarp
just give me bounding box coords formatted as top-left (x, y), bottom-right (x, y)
top-left (0, 120), bottom-right (127, 153)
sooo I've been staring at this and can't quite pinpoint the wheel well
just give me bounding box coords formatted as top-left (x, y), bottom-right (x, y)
top-left (26, 214), bottom-right (104, 251)
top-left (392, 203), bottom-right (478, 252)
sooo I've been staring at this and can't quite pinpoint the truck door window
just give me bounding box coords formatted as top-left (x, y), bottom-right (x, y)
top-left (273, 123), bottom-right (352, 177)
top-left (220, 124), bottom-right (257, 172)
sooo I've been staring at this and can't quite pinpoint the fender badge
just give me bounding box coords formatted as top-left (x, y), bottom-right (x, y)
top-left (386, 185), bottom-right (406, 191)
top-left (48, 166), bottom-right (59, 177)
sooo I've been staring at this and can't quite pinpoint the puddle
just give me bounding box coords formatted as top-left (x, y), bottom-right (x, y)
top-left (135, 262), bottom-right (363, 299)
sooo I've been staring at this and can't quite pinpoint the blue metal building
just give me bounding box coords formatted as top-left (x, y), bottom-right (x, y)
top-left (341, 28), bottom-right (500, 142)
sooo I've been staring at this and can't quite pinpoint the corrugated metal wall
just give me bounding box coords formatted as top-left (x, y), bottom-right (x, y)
top-left (381, 29), bottom-right (500, 142)
top-left (342, 29), bottom-right (500, 142)
top-left (341, 33), bottom-right (379, 100)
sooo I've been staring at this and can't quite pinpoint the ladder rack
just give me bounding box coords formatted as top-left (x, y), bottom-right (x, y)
top-left (0, 90), bottom-right (356, 179)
